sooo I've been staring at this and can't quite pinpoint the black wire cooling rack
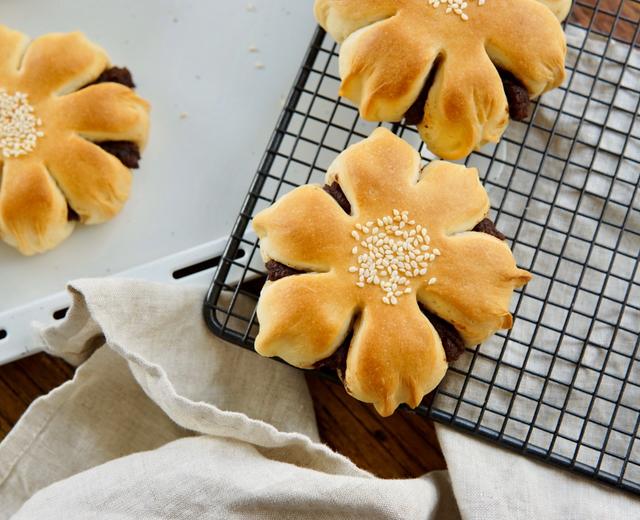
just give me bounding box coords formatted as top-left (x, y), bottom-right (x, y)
top-left (205, 1), bottom-right (640, 495)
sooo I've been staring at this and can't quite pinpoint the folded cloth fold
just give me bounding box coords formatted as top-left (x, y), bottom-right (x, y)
top-left (0, 279), bottom-right (637, 519)
top-left (0, 279), bottom-right (457, 520)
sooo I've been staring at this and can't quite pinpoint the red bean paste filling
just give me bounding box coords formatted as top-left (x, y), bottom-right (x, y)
top-left (97, 141), bottom-right (141, 169)
top-left (323, 182), bottom-right (351, 214)
top-left (264, 185), bottom-right (507, 368)
top-left (265, 259), bottom-right (304, 282)
top-left (314, 330), bottom-right (352, 382)
top-left (422, 307), bottom-right (466, 362)
top-left (472, 218), bottom-right (505, 240)
top-left (404, 58), bottom-right (442, 126)
top-left (67, 204), bottom-right (80, 222)
top-left (404, 65), bottom-right (530, 126)
top-left (67, 67), bottom-right (141, 221)
top-left (90, 66), bottom-right (136, 89)
top-left (498, 69), bottom-right (530, 121)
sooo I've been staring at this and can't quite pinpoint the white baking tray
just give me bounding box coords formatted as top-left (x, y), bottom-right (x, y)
top-left (0, 0), bottom-right (315, 364)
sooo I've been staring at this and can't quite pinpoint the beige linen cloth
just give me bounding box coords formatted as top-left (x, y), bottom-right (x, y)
top-left (0, 279), bottom-right (637, 519)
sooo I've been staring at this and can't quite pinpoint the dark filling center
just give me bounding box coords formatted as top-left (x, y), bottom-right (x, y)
top-left (404, 66), bottom-right (530, 126)
top-left (67, 67), bottom-right (141, 222)
top-left (472, 218), bottom-right (506, 240)
top-left (265, 259), bottom-right (304, 282)
top-left (313, 330), bottom-right (351, 382)
top-left (67, 204), bottom-right (80, 222)
top-left (422, 308), bottom-right (466, 362)
top-left (323, 182), bottom-right (351, 214)
top-left (404, 58), bottom-right (442, 126)
top-left (97, 141), bottom-right (141, 169)
top-left (499, 69), bottom-right (530, 121)
top-left (90, 66), bottom-right (136, 89)
top-left (264, 185), bottom-right (507, 370)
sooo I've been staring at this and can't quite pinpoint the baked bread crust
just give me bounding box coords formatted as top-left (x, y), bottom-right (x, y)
top-left (314, 0), bottom-right (568, 159)
top-left (0, 26), bottom-right (150, 255)
top-left (254, 128), bottom-right (531, 415)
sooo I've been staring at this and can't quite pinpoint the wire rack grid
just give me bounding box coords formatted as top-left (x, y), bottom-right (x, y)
top-left (205, 1), bottom-right (640, 495)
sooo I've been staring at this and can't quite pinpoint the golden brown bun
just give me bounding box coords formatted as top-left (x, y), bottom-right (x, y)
top-left (254, 128), bottom-right (531, 416)
top-left (0, 26), bottom-right (150, 255)
top-left (314, 0), bottom-right (567, 159)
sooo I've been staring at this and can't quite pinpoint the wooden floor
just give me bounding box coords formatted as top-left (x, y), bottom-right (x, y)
top-left (0, 353), bottom-right (445, 478)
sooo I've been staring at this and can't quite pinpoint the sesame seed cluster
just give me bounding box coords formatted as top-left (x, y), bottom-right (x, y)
top-left (348, 210), bottom-right (440, 306)
top-left (428, 0), bottom-right (486, 21)
top-left (0, 89), bottom-right (44, 158)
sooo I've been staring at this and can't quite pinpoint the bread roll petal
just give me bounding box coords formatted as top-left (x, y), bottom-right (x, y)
top-left (17, 32), bottom-right (109, 99)
top-left (484, 0), bottom-right (567, 97)
top-left (411, 160), bottom-right (490, 235)
top-left (44, 135), bottom-right (132, 225)
top-left (345, 300), bottom-right (447, 416)
top-left (256, 273), bottom-right (358, 368)
top-left (418, 232), bottom-right (532, 346)
top-left (253, 185), bottom-right (352, 272)
top-left (420, 46), bottom-right (509, 160)
top-left (52, 84), bottom-right (150, 149)
top-left (314, 0), bottom-right (400, 43)
top-left (326, 127), bottom-right (422, 217)
top-left (0, 160), bottom-right (74, 255)
top-left (0, 25), bottom-right (29, 77)
top-left (339, 16), bottom-right (440, 122)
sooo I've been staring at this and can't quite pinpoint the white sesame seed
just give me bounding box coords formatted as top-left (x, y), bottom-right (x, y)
top-left (0, 90), bottom-right (44, 158)
top-left (347, 211), bottom-right (442, 302)
top-left (433, 248), bottom-right (442, 256)
top-left (428, 277), bottom-right (438, 286)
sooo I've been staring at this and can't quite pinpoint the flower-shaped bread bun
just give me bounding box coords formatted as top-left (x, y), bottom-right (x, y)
top-left (253, 128), bottom-right (531, 416)
top-left (0, 26), bottom-right (150, 255)
top-left (314, 0), bottom-right (568, 160)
